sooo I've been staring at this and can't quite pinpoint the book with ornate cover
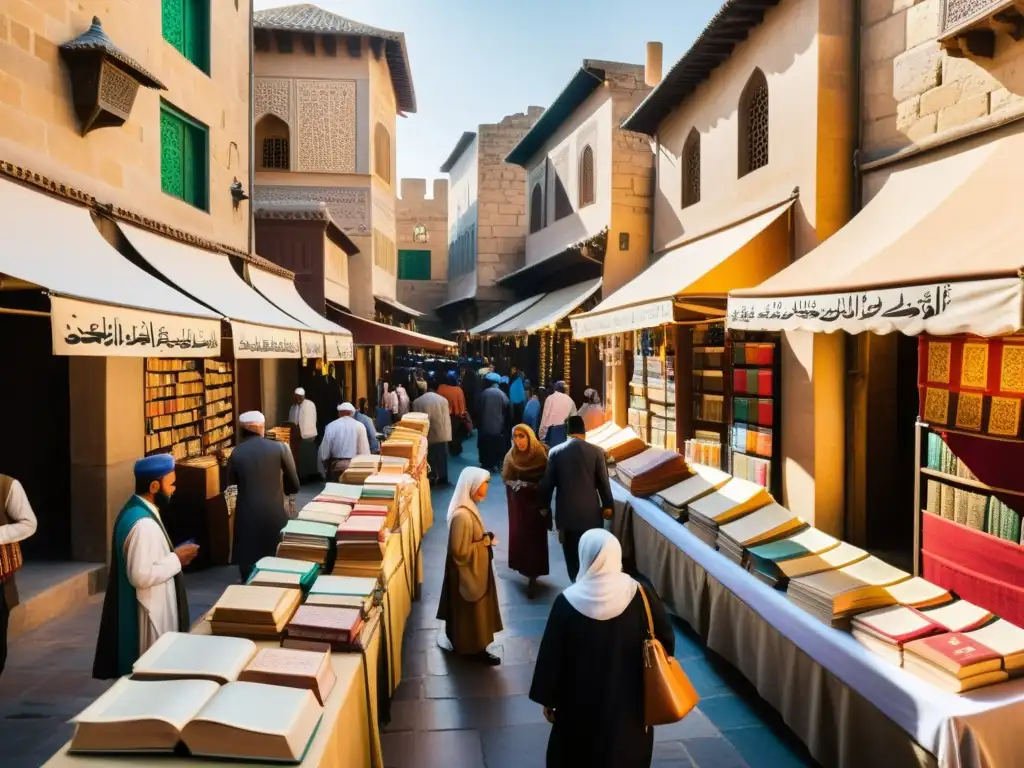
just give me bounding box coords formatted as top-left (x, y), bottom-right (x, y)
top-left (616, 449), bottom-right (693, 496)
top-left (286, 605), bottom-right (364, 645)
top-left (132, 632), bottom-right (257, 684)
top-left (903, 632), bottom-right (1003, 678)
top-left (69, 678), bottom-right (323, 762)
top-left (239, 646), bottom-right (336, 705)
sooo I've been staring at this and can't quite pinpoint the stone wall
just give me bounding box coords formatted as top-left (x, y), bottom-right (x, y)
top-left (861, 0), bottom-right (1024, 161)
top-left (396, 177), bottom-right (448, 320)
top-left (475, 107), bottom-right (544, 291)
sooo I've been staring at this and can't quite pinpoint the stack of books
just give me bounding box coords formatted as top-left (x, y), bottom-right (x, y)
top-left (399, 413), bottom-right (430, 434)
top-left (588, 425), bottom-right (647, 463)
top-left (715, 503), bottom-right (805, 568)
top-left (276, 519), bottom-right (338, 565)
top-left (787, 557), bottom-right (911, 627)
top-left (341, 463), bottom-right (376, 485)
top-left (379, 455), bottom-right (410, 474)
top-left (746, 528), bottom-right (841, 588)
top-left (918, 599), bottom-right (995, 633)
top-left (685, 478), bottom-right (772, 547)
top-left (851, 605), bottom-right (943, 666)
top-left (209, 585), bottom-right (301, 638)
top-left (964, 619), bottom-right (1024, 676)
top-left (297, 501), bottom-right (351, 526)
top-left (246, 556), bottom-right (320, 593)
top-left (903, 633), bottom-right (1008, 692)
top-left (771, 541), bottom-right (868, 581)
top-left (239, 646), bottom-right (337, 705)
top-left (285, 605), bottom-right (365, 651)
top-left (306, 574), bottom-right (378, 616)
top-left (655, 464), bottom-right (731, 519)
top-left (316, 483), bottom-right (362, 505)
top-left (585, 421), bottom-right (620, 444)
top-left (883, 577), bottom-right (952, 610)
top-left (615, 449), bottom-right (693, 497)
top-left (381, 432), bottom-right (427, 466)
top-left (332, 514), bottom-right (388, 578)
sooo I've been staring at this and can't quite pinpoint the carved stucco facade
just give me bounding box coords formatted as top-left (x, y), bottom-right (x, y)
top-left (254, 35), bottom-right (399, 318)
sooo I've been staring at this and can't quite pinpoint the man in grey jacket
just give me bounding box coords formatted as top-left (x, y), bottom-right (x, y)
top-left (226, 411), bottom-right (301, 583)
top-left (538, 415), bottom-right (614, 582)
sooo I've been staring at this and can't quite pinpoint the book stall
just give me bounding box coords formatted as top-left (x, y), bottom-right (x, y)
top-left (586, 428), bottom-right (1024, 768)
top-left (44, 412), bottom-right (435, 768)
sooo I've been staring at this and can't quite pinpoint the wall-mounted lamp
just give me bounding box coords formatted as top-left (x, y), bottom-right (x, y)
top-left (230, 178), bottom-right (249, 210)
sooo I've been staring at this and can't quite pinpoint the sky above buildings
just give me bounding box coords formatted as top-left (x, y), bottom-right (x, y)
top-left (253, 0), bottom-right (722, 187)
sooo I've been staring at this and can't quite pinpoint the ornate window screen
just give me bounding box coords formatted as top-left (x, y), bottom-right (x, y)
top-left (374, 123), bottom-right (391, 184)
top-left (578, 145), bottom-right (595, 208)
top-left (682, 129), bottom-right (701, 208)
top-left (739, 70), bottom-right (769, 177)
top-left (262, 138), bottom-right (289, 170)
top-left (160, 101), bottom-right (208, 210)
top-left (529, 183), bottom-right (544, 233)
top-left (162, 0), bottom-right (210, 74)
top-left (939, 1), bottom-right (1023, 59)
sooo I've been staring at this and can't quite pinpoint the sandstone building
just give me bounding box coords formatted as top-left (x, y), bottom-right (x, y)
top-left (395, 178), bottom-right (448, 336)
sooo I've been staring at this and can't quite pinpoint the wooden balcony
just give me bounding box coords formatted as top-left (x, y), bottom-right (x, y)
top-left (939, 0), bottom-right (1024, 57)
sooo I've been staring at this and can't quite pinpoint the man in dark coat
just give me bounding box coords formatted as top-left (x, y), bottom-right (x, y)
top-left (226, 411), bottom-right (301, 583)
top-left (538, 415), bottom-right (614, 582)
top-left (476, 372), bottom-right (510, 472)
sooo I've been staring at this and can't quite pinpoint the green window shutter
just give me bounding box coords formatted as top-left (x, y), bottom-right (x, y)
top-left (160, 102), bottom-right (209, 211)
top-left (399, 250), bottom-right (431, 280)
top-left (163, 0), bottom-right (209, 74)
top-left (160, 107), bottom-right (185, 199)
top-left (162, 0), bottom-right (185, 55)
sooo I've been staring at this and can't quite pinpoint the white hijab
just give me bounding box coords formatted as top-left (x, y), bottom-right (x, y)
top-left (447, 467), bottom-right (490, 526)
top-left (563, 529), bottom-right (638, 621)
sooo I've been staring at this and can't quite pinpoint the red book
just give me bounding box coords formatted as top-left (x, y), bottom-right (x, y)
top-left (336, 516), bottom-right (386, 540)
top-left (757, 344), bottom-right (774, 366)
top-left (757, 399), bottom-right (773, 426)
top-left (903, 632), bottom-right (1003, 678)
top-left (757, 369), bottom-right (773, 396)
top-left (733, 369), bottom-right (746, 395)
top-left (350, 504), bottom-right (389, 516)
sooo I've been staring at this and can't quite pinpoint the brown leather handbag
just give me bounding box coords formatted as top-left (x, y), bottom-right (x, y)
top-left (638, 585), bottom-right (699, 726)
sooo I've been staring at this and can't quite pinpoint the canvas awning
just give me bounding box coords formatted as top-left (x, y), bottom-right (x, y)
top-left (329, 307), bottom-right (456, 352)
top-left (375, 294), bottom-right (424, 318)
top-left (0, 178), bottom-right (221, 357)
top-left (572, 201), bottom-right (793, 339)
top-left (727, 128), bottom-right (1024, 337)
top-left (120, 224), bottom-right (310, 358)
top-left (468, 294), bottom-right (547, 336)
top-left (248, 267), bottom-right (353, 361)
top-left (486, 278), bottom-right (602, 335)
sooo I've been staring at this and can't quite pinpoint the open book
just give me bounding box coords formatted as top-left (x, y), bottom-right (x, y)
top-left (132, 632), bottom-right (257, 684)
top-left (70, 678), bottom-right (322, 762)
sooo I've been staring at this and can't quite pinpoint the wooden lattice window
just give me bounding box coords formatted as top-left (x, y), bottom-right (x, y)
top-left (529, 183), bottom-right (543, 233)
top-left (374, 123), bottom-right (391, 184)
top-left (739, 69), bottom-right (769, 177)
top-left (262, 138), bottom-right (289, 170)
top-left (398, 249), bottom-right (431, 280)
top-left (160, 101), bottom-right (208, 210)
top-left (682, 129), bottom-right (700, 208)
top-left (578, 145), bottom-right (595, 208)
top-left (162, 0), bottom-right (210, 74)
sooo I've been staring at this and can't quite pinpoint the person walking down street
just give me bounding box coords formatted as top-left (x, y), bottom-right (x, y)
top-left (93, 455), bottom-right (198, 679)
top-left (413, 377), bottom-right (454, 486)
top-left (352, 402), bottom-right (380, 455)
top-left (0, 475), bottom-right (36, 678)
top-left (319, 402), bottom-right (371, 482)
top-left (529, 529), bottom-right (675, 768)
top-left (396, 381), bottom-right (411, 417)
top-left (437, 467), bottom-right (503, 666)
top-left (288, 387), bottom-right (319, 481)
top-left (228, 412), bottom-right (301, 584)
top-left (501, 424), bottom-right (550, 599)
top-left (461, 365), bottom-right (480, 428)
top-left (438, 370), bottom-right (469, 457)
top-left (523, 384), bottom-right (542, 434)
top-left (578, 387), bottom-right (607, 432)
top-left (477, 372), bottom-right (510, 472)
top-left (509, 369), bottom-right (527, 426)
top-left (538, 381), bottom-right (577, 448)
top-left (538, 415), bottom-right (613, 582)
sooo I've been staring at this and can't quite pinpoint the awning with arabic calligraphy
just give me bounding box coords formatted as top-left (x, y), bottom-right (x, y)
top-left (119, 223), bottom-right (311, 359)
top-left (728, 127), bottom-right (1024, 337)
top-left (571, 201), bottom-right (793, 340)
top-left (0, 177), bottom-right (222, 358)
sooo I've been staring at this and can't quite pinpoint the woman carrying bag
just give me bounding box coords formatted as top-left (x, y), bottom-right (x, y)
top-left (529, 529), bottom-right (697, 767)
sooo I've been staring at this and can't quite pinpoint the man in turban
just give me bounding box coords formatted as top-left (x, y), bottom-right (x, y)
top-left (93, 454), bottom-right (198, 679)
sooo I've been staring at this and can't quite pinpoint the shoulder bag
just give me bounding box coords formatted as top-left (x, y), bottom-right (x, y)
top-left (637, 584), bottom-right (699, 726)
top-left (0, 476), bottom-right (25, 580)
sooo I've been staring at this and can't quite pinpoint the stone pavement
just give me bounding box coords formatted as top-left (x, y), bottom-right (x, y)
top-left (380, 438), bottom-right (818, 768)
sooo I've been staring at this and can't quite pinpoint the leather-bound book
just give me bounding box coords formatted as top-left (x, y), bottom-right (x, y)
top-left (286, 605), bottom-right (364, 647)
top-left (239, 646), bottom-right (336, 705)
top-left (615, 448), bottom-right (693, 497)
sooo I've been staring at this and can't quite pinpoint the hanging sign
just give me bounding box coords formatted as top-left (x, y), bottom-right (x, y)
top-left (51, 295), bottom-right (221, 357)
top-left (572, 300), bottom-right (673, 340)
top-left (231, 321), bottom-right (301, 358)
top-left (325, 333), bottom-right (355, 362)
top-left (300, 331), bottom-right (325, 360)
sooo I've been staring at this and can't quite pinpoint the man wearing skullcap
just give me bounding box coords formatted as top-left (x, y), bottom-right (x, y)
top-left (93, 454), bottom-right (198, 679)
top-left (227, 412), bottom-right (301, 583)
top-left (288, 387), bottom-right (318, 481)
top-left (318, 402), bottom-right (370, 482)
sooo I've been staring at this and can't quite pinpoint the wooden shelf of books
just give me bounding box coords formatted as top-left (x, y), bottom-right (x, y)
top-left (203, 359), bottom-right (235, 455)
top-left (913, 421), bottom-right (1024, 627)
top-left (627, 329), bottom-right (676, 451)
top-left (144, 358), bottom-right (235, 460)
top-left (686, 324), bottom-right (726, 469)
top-left (728, 332), bottom-right (782, 498)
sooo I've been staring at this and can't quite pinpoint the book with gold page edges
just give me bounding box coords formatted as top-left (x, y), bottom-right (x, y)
top-left (903, 633), bottom-right (1007, 693)
top-left (918, 599), bottom-right (994, 633)
top-left (615, 449), bottom-right (693, 496)
top-left (688, 478), bottom-right (772, 525)
top-left (787, 556), bottom-right (910, 625)
top-left (656, 464), bottom-right (732, 515)
top-left (239, 646), bottom-right (336, 705)
top-left (883, 577), bottom-right (952, 610)
top-left (964, 619), bottom-right (1024, 673)
top-left (132, 632), bottom-right (257, 684)
top-left (775, 541), bottom-right (868, 580)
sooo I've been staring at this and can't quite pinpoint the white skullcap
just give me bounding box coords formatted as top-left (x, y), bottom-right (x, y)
top-left (239, 411), bottom-right (265, 425)
top-left (294, 387), bottom-right (305, 397)
top-left (338, 402), bottom-right (355, 412)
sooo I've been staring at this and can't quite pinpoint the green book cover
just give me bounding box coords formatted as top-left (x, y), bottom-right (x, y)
top-left (281, 520), bottom-right (338, 539)
top-left (926, 432), bottom-right (938, 471)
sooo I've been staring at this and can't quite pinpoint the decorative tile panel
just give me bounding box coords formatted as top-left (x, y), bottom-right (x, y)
top-left (255, 77), bottom-right (291, 123)
top-left (296, 79), bottom-right (357, 173)
top-left (254, 185), bottom-right (369, 234)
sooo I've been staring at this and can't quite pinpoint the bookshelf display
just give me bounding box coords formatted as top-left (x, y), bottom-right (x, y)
top-left (144, 358), bottom-right (235, 460)
top-left (728, 332), bottom-right (781, 496)
top-left (689, 324), bottom-right (726, 468)
top-left (628, 329), bottom-right (676, 450)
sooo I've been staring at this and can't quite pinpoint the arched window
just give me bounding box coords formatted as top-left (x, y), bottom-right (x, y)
top-left (529, 182), bottom-right (543, 233)
top-left (256, 114), bottom-right (290, 170)
top-left (374, 123), bottom-right (391, 183)
top-left (681, 129), bottom-right (700, 208)
top-left (739, 69), bottom-right (769, 177)
top-left (578, 145), bottom-right (595, 208)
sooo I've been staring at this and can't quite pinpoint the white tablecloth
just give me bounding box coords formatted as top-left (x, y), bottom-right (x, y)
top-left (612, 482), bottom-right (1024, 768)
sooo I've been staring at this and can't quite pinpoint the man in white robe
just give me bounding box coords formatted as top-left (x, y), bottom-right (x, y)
top-left (288, 387), bottom-right (319, 480)
top-left (318, 402), bottom-right (369, 481)
top-left (93, 454), bottom-right (199, 679)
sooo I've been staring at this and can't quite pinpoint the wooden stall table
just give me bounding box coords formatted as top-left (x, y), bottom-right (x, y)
top-left (380, 530), bottom-right (411, 694)
top-left (43, 614), bottom-right (386, 768)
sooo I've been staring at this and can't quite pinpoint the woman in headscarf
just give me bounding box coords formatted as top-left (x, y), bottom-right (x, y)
top-left (436, 467), bottom-right (504, 665)
top-left (578, 387), bottom-right (606, 432)
top-left (395, 377), bottom-right (411, 417)
top-left (529, 530), bottom-right (675, 768)
top-left (501, 424), bottom-right (550, 598)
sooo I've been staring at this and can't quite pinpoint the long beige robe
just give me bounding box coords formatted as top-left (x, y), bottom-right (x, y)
top-left (436, 506), bottom-right (503, 654)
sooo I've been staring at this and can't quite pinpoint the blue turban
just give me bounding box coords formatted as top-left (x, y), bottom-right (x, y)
top-left (134, 454), bottom-right (175, 482)
top-left (446, 370), bottom-right (459, 386)
top-left (485, 372), bottom-right (501, 384)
